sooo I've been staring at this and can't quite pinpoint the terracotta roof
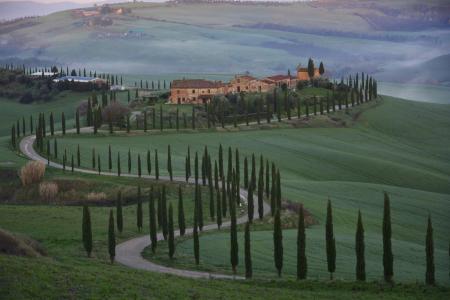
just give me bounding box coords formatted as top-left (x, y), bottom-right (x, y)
top-left (265, 75), bottom-right (292, 81)
top-left (171, 79), bottom-right (224, 89)
top-left (260, 79), bottom-right (276, 84)
top-left (297, 68), bottom-right (308, 72)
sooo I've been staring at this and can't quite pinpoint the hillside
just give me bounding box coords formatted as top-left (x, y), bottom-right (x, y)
top-left (0, 1), bottom-right (449, 81)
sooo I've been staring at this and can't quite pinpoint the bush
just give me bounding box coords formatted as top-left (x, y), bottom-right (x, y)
top-left (87, 192), bottom-right (107, 202)
top-left (102, 102), bottom-right (130, 126)
top-left (19, 161), bottom-right (46, 186)
top-left (39, 182), bottom-right (58, 202)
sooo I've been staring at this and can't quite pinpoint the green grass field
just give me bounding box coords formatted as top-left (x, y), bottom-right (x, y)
top-left (1, 93), bottom-right (450, 298)
top-left (38, 96), bottom-right (450, 285)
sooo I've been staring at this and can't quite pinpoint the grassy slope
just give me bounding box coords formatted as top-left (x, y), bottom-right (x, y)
top-left (42, 96), bottom-right (450, 285)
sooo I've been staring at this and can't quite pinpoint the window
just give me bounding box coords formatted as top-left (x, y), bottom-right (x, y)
top-left (177, 90), bottom-right (180, 94)
top-left (192, 90), bottom-right (195, 93)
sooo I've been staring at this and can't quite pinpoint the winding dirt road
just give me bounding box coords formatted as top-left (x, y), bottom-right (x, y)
top-left (19, 129), bottom-right (270, 279)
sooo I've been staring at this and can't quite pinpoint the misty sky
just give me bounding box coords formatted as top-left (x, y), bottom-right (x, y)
top-left (0, 0), bottom-right (304, 3)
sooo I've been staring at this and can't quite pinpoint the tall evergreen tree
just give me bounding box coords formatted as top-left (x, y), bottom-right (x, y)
top-left (61, 112), bottom-right (66, 135)
top-left (168, 203), bottom-right (175, 259)
top-left (244, 157), bottom-right (249, 189)
top-left (147, 150), bottom-right (151, 175)
top-left (425, 215), bottom-right (435, 285)
top-left (247, 184), bottom-right (254, 223)
top-left (218, 144), bottom-right (224, 179)
top-left (108, 145), bottom-right (112, 170)
top-left (245, 222), bottom-right (252, 279)
top-left (196, 184), bottom-right (204, 231)
top-left (149, 187), bottom-right (157, 253)
top-left (167, 145), bottom-right (173, 181)
top-left (108, 209), bottom-right (115, 263)
top-left (137, 186), bottom-right (143, 232)
top-left (155, 149), bottom-right (159, 180)
top-left (161, 186), bottom-right (168, 240)
top-left (193, 210), bottom-right (200, 265)
top-left (50, 112), bottom-right (54, 136)
top-left (297, 204), bottom-right (307, 280)
top-left (230, 188), bottom-right (239, 274)
top-left (216, 188), bottom-right (222, 229)
top-left (178, 186), bottom-right (185, 236)
top-left (383, 192), bottom-right (393, 282)
top-left (221, 176), bottom-right (227, 218)
top-left (127, 149), bottom-right (132, 173)
top-left (116, 191), bottom-right (123, 233)
top-left (355, 210), bottom-right (365, 281)
top-left (326, 199), bottom-right (336, 280)
top-left (82, 204), bottom-right (93, 257)
top-left (137, 154), bottom-right (142, 178)
top-left (274, 208), bottom-right (283, 277)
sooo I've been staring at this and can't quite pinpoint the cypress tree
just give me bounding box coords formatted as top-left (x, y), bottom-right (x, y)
top-left (108, 209), bottom-right (115, 263)
top-left (257, 163), bottom-right (264, 220)
top-left (383, 192), bottom-right (393, 282)
top-left (235, 148), bottom-right (240, 187)
top-left (247, 184), bottom-right (254, 223)
top-left (116, 191), bottom-right (123, 233)
top-left (82, 204), bottom-right (93, 257)
top-left (50, 112), bottom-right (54, 136)
top-left (270, 167), bottom-right (276, 216)
top-left (117, 152), bottom-right (121, 177)
top-left (274, 208), bottom-right (283, 277)
top-left (137, 154), bottom-right (142, 178)
top-left (127, 149), bottom-right (131, 173)
top-left (92, 148), bottom-right (96, 169)
top-left (167, 145), bottom-right (172, 181)
top-left (230, 189), bottom-right (238, 274)
top-left (193, 209), bottom-right (200, 265)
top-left (250, 154), bottom-right (256, 191)
top-left (126, 114), bottom-right (130, 133)
top-left (297, 204), bottom-right (307, 280)
top-left (276, 169), bottom-right (281, 209)
top-left (186, 146), bottom-right (191, 181)
top-left (54, 139), bottom-right (58, 159)
top-left (147, 150), bottom-right (151, 175)
top-left (196, 184), bottom-right (204, 231)
top-left (245, 222), bottom-right (252, 279)
top-left (10, 125), bottom-right (16, 149)
top-left (221, 176), bottom-right (227, 218)
top-left (97, 154), bottom-right (101, 175)
top-left (218, 144), bottom-right (224, 179)
top-left (209, 179), bottom-right (215, 221)
top-left (214, 160), bottom-right (219, 190)
top-left (76, 145), bottom-right (80, 167)
top-left (194, 152), bottom-right (199, 184)
top-left (178, 186), bottom-right (185, 236)
top-left (244, 157), bottom-right (249, 189)
top-left (425, 215), bottom-right (435, 285)
top-left (216, 188), bottom-right (222, 229)
top-left (144, 111), bottom-right (147, 132)
top-left (161, 186), bottom-right (168, 240)
top-left (137, 186), bottom-right (143, 232)
top-left (355, 210), bottom-right (365, 281)
top-left (61, 112), bottom-right (66, 135)
top-left (108, 145), bottom-right (112, 170)
top-left (326, 199), bottom-right (336, 280)
top-left (149, 187), bottom-right (157, 253)
top-left (71, 154), bottom-right (75, 172)
top-left (168, 203), bottom-right (175, 259)
top-left (155, 149), bottom-right (159, 180)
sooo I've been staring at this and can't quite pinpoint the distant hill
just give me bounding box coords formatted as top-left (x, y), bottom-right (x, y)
top-left (376, 54), bottom-right (450, 85)
top-left (0, 1), bottom-right (86, 20)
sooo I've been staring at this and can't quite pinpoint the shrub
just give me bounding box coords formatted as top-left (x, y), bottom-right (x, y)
top-left (102, 102), bottom-right (130, 126)
top-left (19, 161), bottom-right (45, 186)
top-left (39, 182), bottom-right (58, 202)
top-left (87, 192), bottom-right (107, 202)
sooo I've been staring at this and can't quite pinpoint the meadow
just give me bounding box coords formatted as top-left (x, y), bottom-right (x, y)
top-left (41, 96), bottom-right (450, 284)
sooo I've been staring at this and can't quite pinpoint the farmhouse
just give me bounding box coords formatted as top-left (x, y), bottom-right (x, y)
top-left (297, 66), bottom-right (320, 81)
top-left (169, 79), bottom-right (226, 104)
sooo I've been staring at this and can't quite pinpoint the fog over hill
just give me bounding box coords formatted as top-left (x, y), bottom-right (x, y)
top-left (0, 0), bottom-right (449, 86)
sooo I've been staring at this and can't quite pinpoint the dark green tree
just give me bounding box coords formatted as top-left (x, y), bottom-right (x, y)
top-left (218, 144), bottom-right (223, 179)
top-left (168, 203), bottom-right (175, 259)
top-left (161, 186), bottom-right (168, 240)
top-left (147, 150), bottom-right (151, 175)
top-left (61, 112), bottom-right (66, 135)
top-left (383, 192), bottom-right (393, 282)
top-left (167, 145), bottom-right (173, 181)
top-left (355, 210), bottom-right (365, 281)
top-left (247, 184), bottom-right (254, 223)
top-left (149, 187), bottom-right (157, 253)
top-left (425, 215), bottom-right (435, 285)
top-left (117, 152), bottom-right (121, 177)
top-left (178, 186), bottom-right (185, 236)
top-left (50, 112), bottom-right (54, 135)
top-left (137, 154), bottom-right (142, 178)
top-left (257, 163), bottom-right (264, 220)
top-left (137, 186), bottom-right (143, 232)
top-left (326, 199), bottom-right (336, 280)
top-left (244, 156), bottom-right (249, 189)
top-left (216, 188), bottom-right (222, 229)
top-left (297, 204), bottom-right (307, 280)
top-left (193, 210), bottom-right (200, 265)
top-left (230, 190), bottom-right (238, 274)
top-left (274, 208), bottom-right (283, 277)
top-left (127, 149), bottom-right (132, 173)
top-left (108, 209), bottom-right (115, 263)
top-left (245, 222), bottom-right (252, 279)
top-left (82, 204), bottom-right (93, 257)
top-left (108, 145), bottom-right (112, 170)
top-left (155, 149), bottom-right (159, 180)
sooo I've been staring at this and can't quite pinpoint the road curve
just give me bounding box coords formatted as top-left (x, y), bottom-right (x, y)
top-left (19, 129), bottom-right (271, 280)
